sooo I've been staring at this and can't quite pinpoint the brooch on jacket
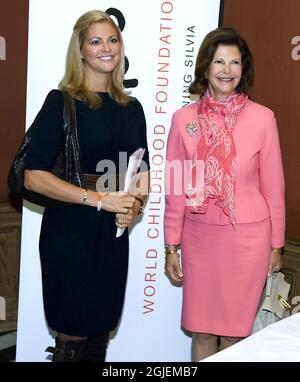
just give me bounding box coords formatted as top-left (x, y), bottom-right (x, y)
top-left (186, 122), bottom-right (197, 137)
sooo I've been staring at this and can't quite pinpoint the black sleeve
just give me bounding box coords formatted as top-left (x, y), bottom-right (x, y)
top-left (25, 89), bottom-right (64, 171)
top-left (135, 98), bottom-right (150, 172)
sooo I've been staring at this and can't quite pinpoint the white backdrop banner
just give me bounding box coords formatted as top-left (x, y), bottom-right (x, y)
top-left (16, 0), bottom-right (220, 361)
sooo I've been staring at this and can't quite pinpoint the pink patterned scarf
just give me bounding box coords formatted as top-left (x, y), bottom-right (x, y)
top-left (188, 90), bottom-right (248, 226)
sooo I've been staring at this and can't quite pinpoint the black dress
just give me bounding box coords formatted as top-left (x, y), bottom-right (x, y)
top-left (25, 90), bottom-right (150, 336)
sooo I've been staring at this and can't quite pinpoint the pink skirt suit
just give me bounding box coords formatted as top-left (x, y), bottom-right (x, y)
top-left (164, 100), bottom-right (285, 336)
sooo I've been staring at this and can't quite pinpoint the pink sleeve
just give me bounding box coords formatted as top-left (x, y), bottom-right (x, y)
top-left (164, 112), bottom-right (187, 245)
top-left (259, 113), bottom-right (285, 247)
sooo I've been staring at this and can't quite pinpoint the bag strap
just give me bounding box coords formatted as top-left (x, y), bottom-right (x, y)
top-left (61, 90), bottom-right (76, 133)
top-left (60, 90), bottom-right (85, 188)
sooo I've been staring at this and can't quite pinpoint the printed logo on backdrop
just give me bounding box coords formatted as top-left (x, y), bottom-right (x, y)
top-left (0, 296), bottom-right (6, 320)
top-left (182, 26), bottom-right (196, 106)
top-left (0, 36), bottom-right (6, 61)
top-left (142, 1), bottom-right (198, 316)
top-left (142, 0), bottom-right (177, 315)
top-left (291, 36), bottom-right (300, 61)
top-left (105, 8), bottom-right (138, 88)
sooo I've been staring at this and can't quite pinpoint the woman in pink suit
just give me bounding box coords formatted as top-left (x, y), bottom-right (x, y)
top-left (164, 27), bottom-right (285, 361)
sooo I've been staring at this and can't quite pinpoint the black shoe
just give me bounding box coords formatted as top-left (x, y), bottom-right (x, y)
top-left (83, 334), bottom-right (109, 362)
top-left (46, 338), bottom-right (87, 362)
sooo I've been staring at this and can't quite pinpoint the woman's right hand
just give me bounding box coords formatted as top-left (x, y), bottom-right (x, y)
top-left (165, 252), bottom-right (183, 284)
top-left (101, 192), bottom-right (135, 214)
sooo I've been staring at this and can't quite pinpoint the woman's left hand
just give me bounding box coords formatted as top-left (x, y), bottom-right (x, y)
top-left (268, 248), bottom-right (283, 275)
top-left (115, 200), bottom-right (140, 228)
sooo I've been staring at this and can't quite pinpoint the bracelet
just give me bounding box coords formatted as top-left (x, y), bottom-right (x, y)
top-left (164, 245), bottom-right (180, 256)
top-left (271, 248), bottom-right (283, 255)
top-left (82, 189), bottom-right (88, 203)
top-left (97, 192), bottom-right (102, 212)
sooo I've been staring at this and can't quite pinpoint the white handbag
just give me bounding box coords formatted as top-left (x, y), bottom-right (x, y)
top-left (251, 272), bottom-right (292, 334)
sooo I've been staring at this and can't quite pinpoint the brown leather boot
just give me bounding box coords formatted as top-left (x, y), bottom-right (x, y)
top-left (46, 338), bottom-right (87, 362)
top-left (83, 334), bottom-right (109, 362)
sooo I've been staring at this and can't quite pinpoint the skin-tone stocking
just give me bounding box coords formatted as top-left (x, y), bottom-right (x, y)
top-left (219, 335), bottom-right (243, 351)
top-left (192, 333), bottom-right (219, 361)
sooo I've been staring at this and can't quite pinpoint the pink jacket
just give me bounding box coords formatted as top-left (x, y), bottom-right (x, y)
top-left (164, 99), bottom-right (285, 248)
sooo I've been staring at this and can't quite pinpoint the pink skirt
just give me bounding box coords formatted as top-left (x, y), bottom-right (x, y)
top-left (181, 217), bottom-right (271, 336)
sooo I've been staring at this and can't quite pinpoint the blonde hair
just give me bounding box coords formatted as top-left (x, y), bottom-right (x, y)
top-left (59, 10), bottom-right (131, 108)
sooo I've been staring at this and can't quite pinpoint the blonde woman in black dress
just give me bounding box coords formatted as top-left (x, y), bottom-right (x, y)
top-left (24, 10), bottom-right (149, 362)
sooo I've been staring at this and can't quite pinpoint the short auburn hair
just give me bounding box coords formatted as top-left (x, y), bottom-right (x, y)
top-left (189, 27), bottom-right (254, 97)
